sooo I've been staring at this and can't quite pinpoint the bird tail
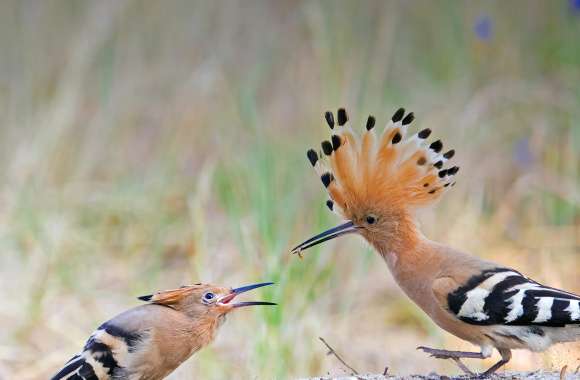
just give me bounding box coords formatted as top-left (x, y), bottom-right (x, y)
top-left (306, 107), bottom-right (458, 218)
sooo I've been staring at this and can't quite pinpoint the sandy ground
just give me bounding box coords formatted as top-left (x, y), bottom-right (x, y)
top-left (301, 370), bottom-right (580, 380)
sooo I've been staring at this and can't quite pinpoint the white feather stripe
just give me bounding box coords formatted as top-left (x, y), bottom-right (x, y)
top-left (83, 351), bottom-right (110, 379)
top-left (457, 271), bottom-right (519, 321)
top-left (458, 287), bottom-right (490, 321)
top-left (399, 123), bottom-right (410, 139)
top-left (505, 291), bottom-right (526, 323)
top-left (565, 300), bottom-right (580, 321)
top-left (61, 369), bottom-right (81, 380)
top-left (381, 120), bottom-right (397, 136)
top-left (504, 282), bottom-right (543, 323)
top-left (533, 297), bottom-right (554, 323)
top-left (480, 271), bottom-right (520, 290)
top-left (94, 329), bottom-right (131, 369)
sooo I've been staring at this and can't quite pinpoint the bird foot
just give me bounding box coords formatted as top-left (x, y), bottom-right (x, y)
top-left (417, 346), bottom-right (483, 360)
top-left (417, 346), bottom-right (478, 376)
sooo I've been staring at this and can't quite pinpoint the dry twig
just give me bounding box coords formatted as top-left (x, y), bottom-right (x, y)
top-left (318, 336), bottom-right (359, 375)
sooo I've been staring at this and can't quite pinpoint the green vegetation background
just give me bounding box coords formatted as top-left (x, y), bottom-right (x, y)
top-left (0, 1), bottom-right (578, 379)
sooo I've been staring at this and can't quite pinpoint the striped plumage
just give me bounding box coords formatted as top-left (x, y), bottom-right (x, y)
top-left (51, 321), bottom-right (143, 379)
top-left (51, 282), bottom-right (275, 380)
top-left (291, 107), bottom-right (580, 376)
top-left (448, 268), bottom-right (580, 328)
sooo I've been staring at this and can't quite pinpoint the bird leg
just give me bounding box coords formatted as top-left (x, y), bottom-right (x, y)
top-left (417, 346), bottom-right (512, 378)
top-left (481, 348), bottom-right (511, 377)
top-left (417, 346), bottom-right (479, 375)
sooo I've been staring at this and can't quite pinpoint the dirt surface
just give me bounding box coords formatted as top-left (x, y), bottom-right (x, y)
top-left (300, 370), bottom-right (580, 380)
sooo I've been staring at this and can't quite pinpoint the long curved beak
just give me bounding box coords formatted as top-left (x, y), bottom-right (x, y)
top-left (290, 221), bottom-right (359, 254)
top-left (218, 282), bottom-right (277, 308)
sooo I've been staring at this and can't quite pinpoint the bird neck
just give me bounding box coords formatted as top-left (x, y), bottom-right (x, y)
top-left (177, 311), bottom-right (225, 352)
top-left (368, 212), bottom-right (420, 254)
top-left (369, 217), bottom-right (440, 275)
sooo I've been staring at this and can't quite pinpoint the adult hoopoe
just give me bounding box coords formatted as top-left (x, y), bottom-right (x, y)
top-left (51, 282), bottom-right (275, 380)
top-left (291, 108), bottom-right (580, 376)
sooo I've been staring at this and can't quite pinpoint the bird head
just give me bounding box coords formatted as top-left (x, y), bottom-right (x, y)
top-left (138, 282), bottom-right (276, 319)
top-left (291, 107), bottom-right (459, 255)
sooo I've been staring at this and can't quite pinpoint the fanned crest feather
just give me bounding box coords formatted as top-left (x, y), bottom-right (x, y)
top-left (308, 108), bottom-right (459, 218)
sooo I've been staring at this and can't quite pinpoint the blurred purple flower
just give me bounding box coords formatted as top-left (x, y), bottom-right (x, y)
top-left (513, 137), bottom-right (534, 169)
top-left (570, 0), bottom-right (580, 14)
top-left (474, 15), bottom-right (493, 41)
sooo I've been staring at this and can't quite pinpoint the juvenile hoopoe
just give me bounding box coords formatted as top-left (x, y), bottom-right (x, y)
top-left (292, 108), bottom-right (580, 376)
top-left (51, 282), bottom-right (275, 380)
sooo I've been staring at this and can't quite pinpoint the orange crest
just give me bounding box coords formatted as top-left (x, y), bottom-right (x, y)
top-left (306, 108), bottom-right (458, 218)
top-left (138, 285), bottom-right (201, 306)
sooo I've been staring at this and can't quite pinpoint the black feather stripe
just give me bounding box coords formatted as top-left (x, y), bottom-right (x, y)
top-left (480, 275), bottom-right (529, 325)
top-left (50, 356), bottom-right (85, 380)
top-left (82, 335), bottom-right (119, 376)
top-left (51, 356), bottom-right (99, 380)
top-left (551, 299), bottom-right (572, 327)
top-left (447, 268), bottom-right (510, 315)
top-left (511, 291), bottom-right (541, 325)
top-left (527, 289), bottom-right (580, 300)
top-left (99, 322), bottom-right (143, 352)
top-left (530, 283), bottom-right (580, 299)
top-left (78, 361), bottom-right (99, 380)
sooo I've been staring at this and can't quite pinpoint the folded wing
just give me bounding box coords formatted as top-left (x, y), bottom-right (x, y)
top-left (447, 268), bottom-right (580, 327)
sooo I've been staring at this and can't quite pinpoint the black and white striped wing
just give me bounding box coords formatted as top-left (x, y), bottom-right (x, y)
top-left (51, 321), bottom-right (142, 380)
top-left (447, 268), bottom-right (580, 327)
top-left (51, 354), bottom-right (100, 380)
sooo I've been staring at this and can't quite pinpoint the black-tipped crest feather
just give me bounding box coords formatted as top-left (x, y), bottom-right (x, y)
top-left (366, 115), bottom-right (376, 130)
top-left (337, 108), bottom-right (348, 126)
top-left (321, 140), bottom-right (333, 156)
top-left (321, 172), bottom-right (333, 187)
top-left (402, 112), bottom-right (415, 125)
top-left (418, 128), bottom-right (431, 139)
top-left (324, 111), bottom-right (335, 129)
top-left (392, 108), bottom-right (405, 122)
top-left (331, 135), bottom-right (341, 150)
top-left (307, 149), bottom-right (318, 166)
top-left (430, 140), bottom-right (443, 153)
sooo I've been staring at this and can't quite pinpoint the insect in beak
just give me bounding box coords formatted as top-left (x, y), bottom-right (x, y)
top-left (217, 282), bottom-right (277, 308)
top-left (290, 221), bottom-right (359, 255)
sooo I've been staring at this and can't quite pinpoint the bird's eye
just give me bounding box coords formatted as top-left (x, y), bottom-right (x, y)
top-left (203, 292), bottom-right (215, 301)
top-left (366, 215), bottom-right (377, 224)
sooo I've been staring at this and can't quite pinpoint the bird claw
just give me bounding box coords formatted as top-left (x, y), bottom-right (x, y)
top-left (416, 346), bottom-right (476, 376)
top-left (417, 346), bottom-right (455, 359)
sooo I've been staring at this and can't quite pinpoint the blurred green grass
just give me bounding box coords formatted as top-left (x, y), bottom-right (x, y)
top-left (0, 1), bottom-right (578, 379)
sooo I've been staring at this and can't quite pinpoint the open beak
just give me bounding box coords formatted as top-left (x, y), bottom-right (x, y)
top-left (217, 282), bottom-right (277, 308)
top-left (290, 221), bottom-right (359, 255)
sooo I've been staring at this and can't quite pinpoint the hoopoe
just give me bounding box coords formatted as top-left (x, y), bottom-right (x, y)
top-left (51, 282), bottom-right (275, 380)
top-left (291, 108), bottom-right (580, 376)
